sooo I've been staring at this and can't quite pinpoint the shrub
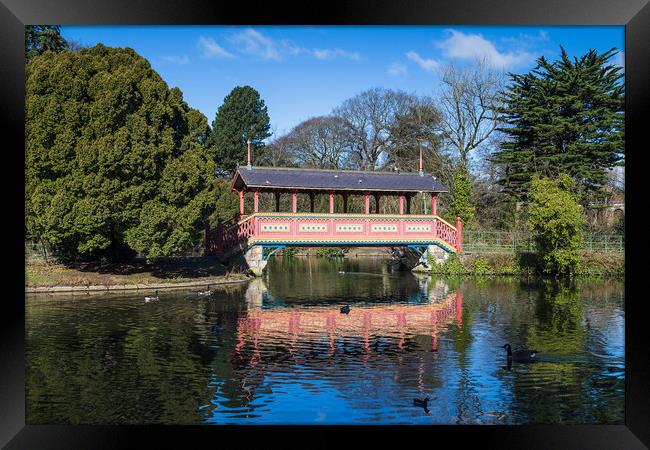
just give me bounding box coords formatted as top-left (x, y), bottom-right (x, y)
top-left (527, 175), bottom-right (585, 276)
top-left (281, 246), bottom-right (299, 257)
top-left (472, 256), bottom-right (492, 276)
top-left (430, 253), bottom-right (466, 275)
top-left (316, 247), bottom-right (346, 258)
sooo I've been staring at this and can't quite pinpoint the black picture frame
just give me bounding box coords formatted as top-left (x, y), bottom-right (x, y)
top-left (2, 0), bottom-right (648, 447)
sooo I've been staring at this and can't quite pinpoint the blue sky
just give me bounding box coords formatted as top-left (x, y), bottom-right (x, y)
top-left (61, 26), bottom-right (624, 137)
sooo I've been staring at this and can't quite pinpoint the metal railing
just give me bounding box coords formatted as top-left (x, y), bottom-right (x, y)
top-left (462, 230), bottom-right (624, 254)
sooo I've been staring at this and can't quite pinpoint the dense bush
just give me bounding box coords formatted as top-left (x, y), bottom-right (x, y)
top-left (527, 175), bottom-right (585, 275)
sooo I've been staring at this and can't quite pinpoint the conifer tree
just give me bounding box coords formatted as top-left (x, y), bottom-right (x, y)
top-left (206, 86), bottom-right (271, 174)
top-left (492, 47), bottom-right (624, 201)
top-left (451, 164), bottom-right (476, 225)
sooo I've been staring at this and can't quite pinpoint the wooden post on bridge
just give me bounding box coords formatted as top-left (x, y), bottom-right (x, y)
top-left (364, 192), bottom-right (370, 214)
top-left (239, 190), bottom-right (245, 216)
top-left (399, 194), bottom-right (405, 215)
top-left (253, 190), bottom-right (259, 213)
top-left (329, 191), bottom-right (335, 214)
top-left (292, 191), bottom-right (298, 213)
top-left (431, 193), bottom-right (438, 216)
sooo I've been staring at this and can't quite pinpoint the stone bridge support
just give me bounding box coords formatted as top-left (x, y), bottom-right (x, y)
top-left (243, 245), bottom-right (267, 277)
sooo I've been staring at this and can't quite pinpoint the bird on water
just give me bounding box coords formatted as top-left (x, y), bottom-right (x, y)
top-left (413, 397), bottom-right (430, 413)
top-left (340, 304), bottom-right (351, 314)
top-left (502, 343), bottom-right (538, 362)
top-left (198, 285), bottom-right (213, 296)
top-left (144, 291), bottom-right (159, 302)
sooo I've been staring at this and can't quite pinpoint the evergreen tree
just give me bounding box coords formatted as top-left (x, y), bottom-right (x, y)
top-left (492, 47), bottom-right (624, 201)
top-left (451, 165), bottom-right (476, 225)
top-left (26, 45), bottom-right (216, 261)
top-left (206, 86), bottom-right (271, 174)
top-left (25, 25), bottom-right (68, 59)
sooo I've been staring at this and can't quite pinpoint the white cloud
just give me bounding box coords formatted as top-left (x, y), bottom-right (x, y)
top-left (614, 50), bottom-right (625, 69)
top-left (387, 62), bottom-right (408, 77)
top-left (229, 28), bottom-right (284, 61)
top-left (229, 28), bottom-right (361, 63)
top-left (198, 36), bottom-right (234, 59)
top-left (161, 55), bottom-right (189, 64)
top-left (406, 51), bottom-right (441, 72)
top-left (437, 29), bottom-right (535, 68)
top-left (313, 48), bottom-right (360, 61)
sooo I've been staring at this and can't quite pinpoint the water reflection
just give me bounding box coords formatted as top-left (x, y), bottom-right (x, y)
top-left (25, 258), bottom-right (624, 425)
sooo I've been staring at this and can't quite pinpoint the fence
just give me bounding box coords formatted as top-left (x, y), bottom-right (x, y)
top-left (462, 230), bottom-right (624, 254)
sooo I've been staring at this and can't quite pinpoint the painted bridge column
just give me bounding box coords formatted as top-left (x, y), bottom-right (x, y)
top-left (399, 194), bottom-right (405, 215)
top-left (431, 193), bottom-right (438, 216)
top-left (292, 191), bottom-right (298, 213)
top-left (253, 190), bottom-right (259, 213)
top-left (364, 192), bottom-right (370, 214)
top-left (329, 191), bottom-right (335, 214)
top-left (455, 216), bottom-right (463, 253)
top-left (239, 190), bottom-right (245, 216)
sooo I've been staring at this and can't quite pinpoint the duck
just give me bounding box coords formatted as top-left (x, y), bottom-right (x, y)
top-left (413, 397), bottom-right (430, 413)
top-left (502, 343), bottom-right (538, 362)
top-left (198, 285), bottom-right (213, 296)
top-left (340, 304), bottom-right (351, 314)
top-left (144, 291), bottom-right (159, 302)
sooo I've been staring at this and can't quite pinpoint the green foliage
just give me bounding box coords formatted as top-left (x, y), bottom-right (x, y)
top-left (206, 86), bottom-right (271, 174)
top-left (492, 47), bottom-right (624, 201)
top-left (428, 253), bottom-right (466, 275)
top-left (527, 175), bottom-right (585, 275)
top-left (25, 25), bottom-right (68, 60)
top-left (281, 247), bottom-right (300, 257)
top-left (315, 247), bottom-right (346, 258)
top-left (451, 165), bottom-right (475, 225)
top-left (210, 179), bottom-right (239, 225)
top-left (26, 45), bottom-right (216, 261)
top-left (471, 257), bottom-right (491, 276)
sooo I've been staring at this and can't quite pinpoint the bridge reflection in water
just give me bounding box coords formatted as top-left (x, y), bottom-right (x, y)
top-left (236, 276), bottom-right (462, 361)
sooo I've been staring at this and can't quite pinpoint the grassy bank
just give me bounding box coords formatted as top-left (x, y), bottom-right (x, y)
top-left (428, 252), bottom-right (624, 277)
top-left (25, 257), bottom-right (250, 288)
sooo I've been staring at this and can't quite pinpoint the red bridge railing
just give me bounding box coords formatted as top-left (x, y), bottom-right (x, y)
top-left (205, 213), bottom-right (462, 258)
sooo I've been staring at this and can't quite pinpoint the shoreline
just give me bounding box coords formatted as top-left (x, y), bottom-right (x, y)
top-left (25, 276), bottom-right (251, 294)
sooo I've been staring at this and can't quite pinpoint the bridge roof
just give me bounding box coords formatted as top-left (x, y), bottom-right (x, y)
top-left (232, 166), bottom-right (448, 193)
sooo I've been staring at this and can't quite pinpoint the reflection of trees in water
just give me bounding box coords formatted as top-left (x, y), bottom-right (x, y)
top-left (507, 279), bottom-right (624, 424)
top-left (265, 256), bottom-right (423, 304)
top-left (26, 287), bottom-right (250, 424)
top-left (26, 275), bottom-right (623, 425)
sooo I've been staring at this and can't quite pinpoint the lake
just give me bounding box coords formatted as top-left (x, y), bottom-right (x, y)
top-left (25, 257), bottom-right (624, 424)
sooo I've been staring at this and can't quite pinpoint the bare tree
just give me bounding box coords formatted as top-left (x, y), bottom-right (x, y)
top-left (288, 116), bottom-right (354, 169)
top-left (439, 59), bottom-right (505, 168)
top-left (388, 95), bottom-right (452, 177)
top-left (334, 88), bottom-right (414, 171)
